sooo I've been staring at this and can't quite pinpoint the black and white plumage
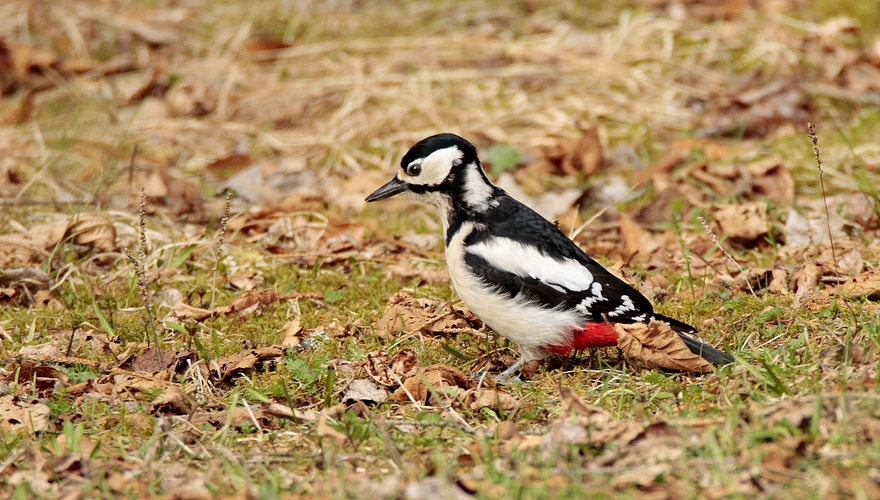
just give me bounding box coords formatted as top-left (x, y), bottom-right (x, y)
top-left (367, 133), bottom-right (734, 378)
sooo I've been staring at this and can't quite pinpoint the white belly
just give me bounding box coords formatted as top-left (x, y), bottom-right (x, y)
top-left (445, 222), bottom-right (581, 360)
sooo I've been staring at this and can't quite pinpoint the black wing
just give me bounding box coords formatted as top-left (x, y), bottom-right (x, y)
top-left (466, 194), bottom-right (655, 324)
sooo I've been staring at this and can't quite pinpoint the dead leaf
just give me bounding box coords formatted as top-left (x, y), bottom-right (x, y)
top-left (749, 161), bottom-right (795, 205)
top-left (696, 78), bottom-right (811, 139)
top-left (496, 420), bottom-right (518, 440)
top-left (791, 261), bottom-right (822, 296)
top-left (615, 320), bottom-right (715, 373)
top-left (69, 213), bottom-right (116, 252)
top-left (377, 293), bottom-right (472, 339)
top-left (205, 152), bottom-right (254, 177)
top-left (545, 127), bottom-right (603, 177)
top-left (280, 318), bottom-right (303, 349)
top-left (6, 363), bottom-right (68, 393)
top-left (0, 395), bottom-right (51, 432)
top-left (363, 349), bottom-right (419, 387)
top-left (460, 388), bottom-right (518, 412)
top-left (837, 270), bottom-right (880, 300)
top-left (317, 406), bottom-right (348, 446)
top-left (118, 348), bottom-right (197, 375)
top-left (343, 378), bottom-right (387, 404)
top-left (166, 81), bottom-right (214, 117)
top-left (214, 289), bottom-right (281, 316)
top-left (212, 346), bottom-right (285, 382)
top-left (0, 268), bottom-right (51, 306)
top-left (226, 270), bottom-right (261, 291)
top-left (165, 302), bottom-right (213, 322)
top-left (392, 364), bottom-right (473, 404)
top-left (714, 202), bottom-right (768, 241)
top-left (619, 215), bottom-right (667, 259)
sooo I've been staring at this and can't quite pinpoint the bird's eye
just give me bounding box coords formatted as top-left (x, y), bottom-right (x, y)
top-left (407, 164), bottom-right (422, 176)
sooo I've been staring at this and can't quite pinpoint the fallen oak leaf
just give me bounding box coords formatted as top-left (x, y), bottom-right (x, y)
top-left (614, 320), bottom-right (715, 373)
top-left (837, 270), bottom-right (880, 300)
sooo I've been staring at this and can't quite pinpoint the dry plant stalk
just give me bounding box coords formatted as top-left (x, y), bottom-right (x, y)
top-left (807, 122), bottom-right (860, 341)
top-left (127, 188), bottom-right (160, 353)
top-left (210, 191), bottom-right (234, 313)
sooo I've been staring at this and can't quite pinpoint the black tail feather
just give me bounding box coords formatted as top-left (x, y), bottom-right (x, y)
top-left (653, 314), bottom-right (735, 367)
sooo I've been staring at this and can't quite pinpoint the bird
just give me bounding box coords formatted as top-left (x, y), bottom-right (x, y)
top-left (366, 133), bottom-right (735, 380)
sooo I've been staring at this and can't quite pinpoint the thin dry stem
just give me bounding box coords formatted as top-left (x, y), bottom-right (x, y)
top-left (808, 122), bottom-right (860, 342)
top-left (697, 216), bottom-right (756, 297)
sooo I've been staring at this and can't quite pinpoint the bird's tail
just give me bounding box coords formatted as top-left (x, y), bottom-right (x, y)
top-left (654, 314), bottom-right (735, 367)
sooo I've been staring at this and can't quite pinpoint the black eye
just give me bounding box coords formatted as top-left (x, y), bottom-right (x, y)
top-left (408, 164), bottom-right (422, 176)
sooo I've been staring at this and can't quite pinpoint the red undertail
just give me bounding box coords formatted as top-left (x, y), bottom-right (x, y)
top-left (542, 322), bottom-right (619, 355)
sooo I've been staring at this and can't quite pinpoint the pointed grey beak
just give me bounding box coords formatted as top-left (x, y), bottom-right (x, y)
top-left (366, 177), bottom-right (408, 202)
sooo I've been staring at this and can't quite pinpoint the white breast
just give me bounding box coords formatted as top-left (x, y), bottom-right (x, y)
top-left (445, 222), bottom-right (582, 361)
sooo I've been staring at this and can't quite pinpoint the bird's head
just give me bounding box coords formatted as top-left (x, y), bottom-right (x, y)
top-left (366, 133), bottom-right (495, 212)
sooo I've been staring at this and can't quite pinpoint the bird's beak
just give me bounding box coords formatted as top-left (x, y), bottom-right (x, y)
top-left (365, 177), bottom-right (408, 202)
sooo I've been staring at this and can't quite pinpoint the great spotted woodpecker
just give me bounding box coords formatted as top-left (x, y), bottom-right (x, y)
top-left (367, 133), bottom-right (734, 379)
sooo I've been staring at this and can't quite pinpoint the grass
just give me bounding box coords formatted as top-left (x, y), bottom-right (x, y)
top-left (2, 0), bottom-right (880, 498)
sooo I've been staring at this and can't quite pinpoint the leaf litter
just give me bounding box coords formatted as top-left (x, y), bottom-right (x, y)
top-left (2, 0), bottom-right (880, 497)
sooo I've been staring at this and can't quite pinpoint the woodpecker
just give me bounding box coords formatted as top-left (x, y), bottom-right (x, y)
top-left (367, 133), bottom-right (734, 379)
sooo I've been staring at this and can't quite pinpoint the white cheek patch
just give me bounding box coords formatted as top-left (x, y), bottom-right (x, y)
top-left (467, 237), bottom-right (594, 293)
top-left (399, 146), bottom-right (463, 186)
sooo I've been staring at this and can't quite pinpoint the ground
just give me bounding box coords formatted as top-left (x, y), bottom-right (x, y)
top-left (1, 0), bottom-right (880, 498)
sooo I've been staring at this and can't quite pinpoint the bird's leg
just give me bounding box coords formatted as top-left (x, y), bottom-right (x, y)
top-left (493, 358), bottom-right (527, 385)
top-left (493, 347), bottom-right (545, 385)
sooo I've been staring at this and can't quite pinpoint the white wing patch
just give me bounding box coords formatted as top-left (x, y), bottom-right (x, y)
top-left (607, 294), bottom-right (636, 317)
top-left (575, 282), bottom-right (606, 315)
top-left (399, 145), bottom-right (463, 186)
top-left (462, 163), bottom-right (494, 211)
top-left (467, 237), bottom-right (594, 292)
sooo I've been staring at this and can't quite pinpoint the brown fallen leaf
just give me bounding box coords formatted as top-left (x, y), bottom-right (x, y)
top-left (226, 270), bottom-right (261, 291)
top-left (343, 378), bottom-right (388, 404)
top-left (460, 388), bottom-right (518, 412)
top-left (392, 364), bottom-right (473, 404)
top-left (118, 348), bottom-right (198, 375)
top-left (212, 346), bottom-right (285, 382)
top-left (0, 395), bottom-right (51, 433)
top-left (280, 317), bottom-right (304, 349)
top-left (316, 405), bottom-right (348, 446)
top-left (362, 350), bottom-right (419, 387)
top-left (0, 268), bottom-right (51, 306)
top-left (696, 78), bottom-right (811, 139)
top-left (544, 127), bottom-right (603, 177)
top-left (713, 202), bottom-right (768, 241)
top-left (69, 213), bottom-right (116, 253)
top-left (619, 215), bottom-right (668, 259)
top-left (837, 270), bottom-right (880, 300)
top-left (6, 363), bottom-right (68, 394)
top-left (377, 292), bottom-right (473, 339)
top-left (790, 261), bottom-right (822, 296)
top-left (615, 320), bottom-right (715, 373)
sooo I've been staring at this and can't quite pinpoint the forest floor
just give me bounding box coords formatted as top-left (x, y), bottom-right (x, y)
top-left (2, 0), bottom-right (880, 498)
